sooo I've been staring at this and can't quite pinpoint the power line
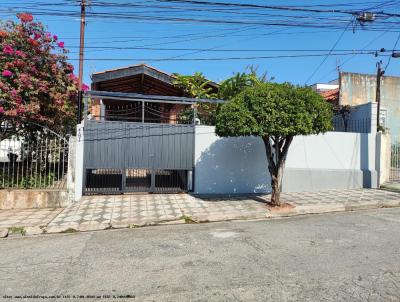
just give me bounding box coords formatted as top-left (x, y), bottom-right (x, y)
top-left (305, 19), bottom-right (352, 85)
top-left (316, 30), bottom-right (389, 82)
top-left (65, 52), bottom-right (383, 61)
top-left (384, 32), bottom-right (400, 71)
top-left (156, 0), bottom-right (400, 17)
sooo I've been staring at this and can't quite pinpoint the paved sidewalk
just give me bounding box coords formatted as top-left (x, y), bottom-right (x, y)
top-left (46, 194), bottom-right (267, 233)
top-left (1, 188), bottom-right (400, 236)
top-left (46, 188), bottom-right (400, 233)
top-left (0, 208), bottom-right (63, 236)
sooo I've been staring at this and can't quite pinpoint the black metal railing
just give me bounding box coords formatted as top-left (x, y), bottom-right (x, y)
top-left (0, 136), bottom-right (69, 189)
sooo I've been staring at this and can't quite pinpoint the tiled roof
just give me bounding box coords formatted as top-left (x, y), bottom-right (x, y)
top-left (319, 88), bottom-right (339, 102)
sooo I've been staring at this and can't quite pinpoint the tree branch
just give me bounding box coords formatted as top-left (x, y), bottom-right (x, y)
top-left (277, 135), bottom-right (293, 168)
top-left (262, 135), bottom-right (276, 173)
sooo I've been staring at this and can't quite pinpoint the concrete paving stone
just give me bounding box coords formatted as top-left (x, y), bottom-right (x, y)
top-left (77, 222), bottom-right (109, 232)
top-left (0, 228), bottom-right (9, 238)
top-left (25, 226), bottom-right (44, 235)
top-left (46, 225), bottom-right (77, 233)
top-left (0, 219), bottom-right (23, 225)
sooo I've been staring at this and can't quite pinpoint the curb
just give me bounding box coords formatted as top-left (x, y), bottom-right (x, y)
top-left (1, 202), bottom-right (400, 238)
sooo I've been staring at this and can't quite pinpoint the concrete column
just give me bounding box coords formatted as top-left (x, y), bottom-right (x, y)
top-left (100, 99), bottom-right (105, 121)
top-left (66, 136), bottom-right (76, 205)
top-left (74, 122), bottom-right (85, 202)
top-left (376, 132), bottom-right (392, 185)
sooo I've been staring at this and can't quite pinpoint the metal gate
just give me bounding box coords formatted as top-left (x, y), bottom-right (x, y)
top-left (83, 120), bottom-right (194, 194)
top-left (391, 141), bottom-right (400, 182)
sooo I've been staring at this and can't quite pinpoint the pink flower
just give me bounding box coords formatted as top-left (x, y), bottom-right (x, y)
top-left (10, 89), bottom-right (18, 97)
top-left (14, 50), bottom-right (26, 58)
top-left (0, 107), bottom-right (4, 114)
top-left (53, 35), bottom-right (58, 41)
top-left (68, 74), bottom-right (77, 81)
top-left (66, 64), bottom-right (74, 73)
top-left (3, 45), bottom-right (14, 55)
top-left (82, 83), bottom-right (89, 91)
top-left (2, 70), bottom-right (13, 77)
top-left (17, 13), bottom-right (33, 23)
top-left (33, 32), bottom-right (41, 40)
top-left (57, 41), bottom-right (64, 48)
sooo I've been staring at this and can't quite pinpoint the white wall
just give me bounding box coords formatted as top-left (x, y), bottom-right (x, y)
top-left (0, 139), bottom-right (22, 162)
top-left (194, 126), bottom-right (378, 194)
top-left (194, 126), bottom-right (269, 194)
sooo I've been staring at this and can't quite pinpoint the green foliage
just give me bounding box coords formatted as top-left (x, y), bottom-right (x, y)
top-left (0, 171), bottom-right (55, 189)
top-left (172, 72), bottom-right (218, 125)
top-left (180, 214), bottom-right (198, 224)
top-left (218, 66), bottom-right (272, 101)
top-left (216, 82), bottom-right (333, 138)
top-left (172, 72), bottom-right (216, 99)
top-left (9, 226), bottom-right (26, 235)
top-left (218, 72), bottom-right (259, 100)
top-left (173, 68), bottom-right (273, 125)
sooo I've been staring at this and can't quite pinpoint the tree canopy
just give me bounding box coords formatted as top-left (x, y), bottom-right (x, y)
top-left (0, 13), bottom-right (83, 139)
top-left (216, 82), bottom-right (333, 137)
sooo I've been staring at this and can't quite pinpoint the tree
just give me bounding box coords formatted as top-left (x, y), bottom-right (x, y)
top-left (218, 72), bottom-right (259, 100)
top-left (172, 72), bottom-right (218, 125)
top-left (0, 13), bottom-right (82, 140)
top-left (216, 82), bottom-right (333, 206)
top-left (218, 66), bottom-right (273, 100)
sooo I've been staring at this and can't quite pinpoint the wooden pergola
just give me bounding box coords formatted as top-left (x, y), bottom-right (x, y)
top-left (83, 90), bottom-right (224, 124)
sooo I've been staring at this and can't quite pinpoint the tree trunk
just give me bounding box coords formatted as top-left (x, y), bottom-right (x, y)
top-left (271, 174), bottom-right (281, 206)
top-left (263, 135), bottom-right (293, 207)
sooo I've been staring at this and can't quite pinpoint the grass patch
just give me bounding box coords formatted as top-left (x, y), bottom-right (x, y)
top-left (9, 227), bottom-right (26, 236)
top-left (61, 228), bottom-right (78, 233)
top-left (180, 215), bottom-right (198, 224)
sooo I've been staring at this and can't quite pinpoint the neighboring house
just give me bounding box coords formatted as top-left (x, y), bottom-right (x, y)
top-left (90, 64), bottom-right (218, 124)
top-left (339, 71), bottom-right (398, 138)
top-left (319, 88), bottom-right (339, 108)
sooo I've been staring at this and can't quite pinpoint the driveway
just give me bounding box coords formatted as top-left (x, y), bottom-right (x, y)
top-left (1, 208), bottom-right (400, 301)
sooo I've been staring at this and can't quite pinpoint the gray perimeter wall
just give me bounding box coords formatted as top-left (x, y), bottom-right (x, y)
top-left (194, 126), bottom-right (379, 194)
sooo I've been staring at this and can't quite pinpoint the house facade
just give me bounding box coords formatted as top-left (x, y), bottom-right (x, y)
top-left (89, 64), bottom-right (218, 124)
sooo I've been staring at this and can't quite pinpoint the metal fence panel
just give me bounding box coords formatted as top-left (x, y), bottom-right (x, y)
top-left (391, 141), bottom-right (400, 182)
top-left (84, 120), bottom-right (194, 170)
top-left (332, 117), bottom-right (371, 133)
top-left (0, 135), bottom-right (69, 189)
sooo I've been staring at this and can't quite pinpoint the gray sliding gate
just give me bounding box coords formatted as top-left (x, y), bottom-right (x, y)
top-left (83, 120), bottom-right (194, 194)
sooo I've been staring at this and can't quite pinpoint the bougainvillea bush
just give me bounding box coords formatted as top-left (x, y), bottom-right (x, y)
top-left (0, 13), bottom-right (81, 140)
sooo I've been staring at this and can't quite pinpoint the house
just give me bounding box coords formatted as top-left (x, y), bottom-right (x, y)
top-left (319, 88), bottom-right (339, 108)
top-left (89, 64), bottom-right (218, 124)
top-left (339, 71), bottom-right (398, 138)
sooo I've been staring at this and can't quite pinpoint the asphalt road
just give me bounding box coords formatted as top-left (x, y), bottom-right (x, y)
top-left (1, 208), bottom-right (400, 302)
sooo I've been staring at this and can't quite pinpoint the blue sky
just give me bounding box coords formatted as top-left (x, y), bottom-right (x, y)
top-left (1, 0), bottom-right (399, 86)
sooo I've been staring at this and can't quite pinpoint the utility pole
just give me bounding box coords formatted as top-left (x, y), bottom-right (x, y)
top-left (375, 61), bottom-right (384, 130)
top-left (77, 0), bottom-right (86, 123)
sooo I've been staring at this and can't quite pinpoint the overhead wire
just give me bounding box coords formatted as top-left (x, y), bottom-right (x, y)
top-left (384, 32), bottom-right (400, 71)
top-left (305, 19), bottom-right (353, 85)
